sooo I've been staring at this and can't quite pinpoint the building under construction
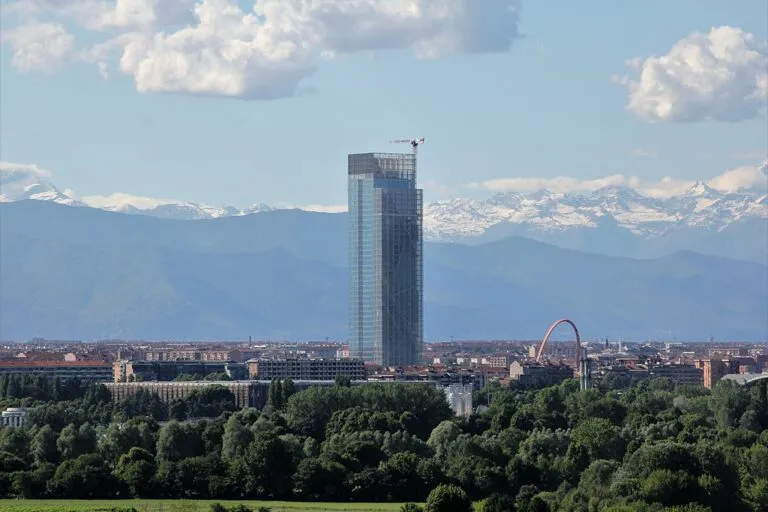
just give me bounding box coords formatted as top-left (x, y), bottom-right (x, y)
top-left (348, 141), bottom-right (424, 367)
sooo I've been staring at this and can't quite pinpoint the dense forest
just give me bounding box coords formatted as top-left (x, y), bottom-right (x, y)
top-left (0, 373), bottom-right (766, 512)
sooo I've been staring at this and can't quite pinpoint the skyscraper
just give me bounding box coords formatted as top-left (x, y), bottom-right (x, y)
top-left (348, 152), bottom-right (423, 366)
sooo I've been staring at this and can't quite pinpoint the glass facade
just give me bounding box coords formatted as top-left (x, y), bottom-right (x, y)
top-left (348, 153), bottom-right (423, 366)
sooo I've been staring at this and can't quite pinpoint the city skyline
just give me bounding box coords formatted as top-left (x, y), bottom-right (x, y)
top-left (1, 1), bottom-right (766, 210)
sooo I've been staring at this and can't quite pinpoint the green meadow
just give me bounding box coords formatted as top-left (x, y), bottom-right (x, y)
top-left (0, 500), bottom-right (407, 512)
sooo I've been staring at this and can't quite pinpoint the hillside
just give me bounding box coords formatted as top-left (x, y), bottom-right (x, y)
top-left (1, 201), bottom-right (766, 341)
top-left (3, 163), bottom-right (767, 262)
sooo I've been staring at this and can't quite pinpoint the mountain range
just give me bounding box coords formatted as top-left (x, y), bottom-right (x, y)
top-left (2, 163), bottom-right (766, 263)
top-left (1, 200), bottom-right (766, 342)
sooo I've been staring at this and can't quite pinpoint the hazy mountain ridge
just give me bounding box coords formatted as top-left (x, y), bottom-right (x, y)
top-left (1, 201), bottom-right (766, 341)
top-left (2, 165), bottom-right (766, 257)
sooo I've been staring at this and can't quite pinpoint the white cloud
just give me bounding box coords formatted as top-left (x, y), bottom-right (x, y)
top-left (77, 192), bottom-right (179, 210)
top-left (0, 161), bottom-right (53, 182)
top-left (469, 161), bottom-right (768, 198)
top-left (422, 179), bottom-right (456, 199)
top-left (708, 162), bottom-right (768, 193)
top-left (3, 0), bottom-right (522, 100)
top-left (298, 204), bottom-right (348, 213)
top-left (6, 0), bottom-right (196, 31)
top-left (617, 26), bottom-right (768, 122)
top-left (469, 175), bottom-right (628, 194)
top-left (2, 22), bottom-right (75, 72)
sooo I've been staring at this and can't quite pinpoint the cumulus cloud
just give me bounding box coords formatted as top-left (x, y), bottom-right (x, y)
top-left (469, 161), bottom-right (768, 198)
top-left (709, 162), bottom-right (768, 193)
top-left (0, 161), bottom-right (53, 180)
top-left (298, 204), bottom-right (348, 213)
top-left (2, 22), bottom-right (75, 72)
top-left (77, 192), bottom-right (179, 210)
top-left (469, 175), bottom-right (627, 194)
top-left (6, 0), bottom-right (196, 31)
top-left (2, 0), bottom-right (522, 99)
top-left (617, 26), bottom-right (768, 122)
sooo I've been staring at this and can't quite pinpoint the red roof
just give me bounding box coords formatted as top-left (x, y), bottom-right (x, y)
top-left (0, 360), bottom-right (111, 368)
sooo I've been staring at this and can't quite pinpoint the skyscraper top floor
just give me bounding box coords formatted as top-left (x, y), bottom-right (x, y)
top-left (348, 152), bottom-right (416, 181)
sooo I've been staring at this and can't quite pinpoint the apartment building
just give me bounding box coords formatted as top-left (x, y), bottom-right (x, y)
top-left (113, 360), bottom-right (248, 382)
top-left (694, 358), bottom-right (740, 389)
top-left (247, 358), bottom-right (366, 381)
top-left (106, 381), bottom-right (257, 408)
top-left (0, 360), bottom-right (112, 381)
top-left (509, 361), bottom-right (575, 387)
top-left (117, 348), bottom-right (243, 362)
top-left (648, 364), bottom-right (703, 386)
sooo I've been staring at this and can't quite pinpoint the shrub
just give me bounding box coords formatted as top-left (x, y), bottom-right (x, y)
top-left (483, 493), bottom-right (515, 512)
top-left (400, 504), bottom-right (424, 512)
top-left (425, 484), bottom-right (473, 512)
top-left (210, 504), bottom-right (227, 512)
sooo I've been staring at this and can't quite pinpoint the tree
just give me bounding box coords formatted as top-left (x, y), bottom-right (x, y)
top-left (335, 375), bottom-right (352, 388)
top-left (56, 423), bottom-right (96, 460)
top-left (115, 447), bottom-right (156, 497)
top-left (427, 421), bottom-right (461, 460)
top-left (292, 457), bottom-right (348, 501)
top-left (156, 422), bottom-right (203, 462)
top-left (424, 484), bottom-right (473, 512)
top-left (0, 428), bottom-right (30, 459)
top-left (48, 453), bottom-right (119, 498)
top-left (482, 493), bottom-right (515, 512)
top-left (282, 379), bottom-right (297, 404)
top-left (569, 417), bottom-right (625, 462)
top-left (30, 425), bottom-right (58, 466)
top-left (221, 415), bottom-right (253, 463)
top-left (640, 469), bottom-right (697, 507)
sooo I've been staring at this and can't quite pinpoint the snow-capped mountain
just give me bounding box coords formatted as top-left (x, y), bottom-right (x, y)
top-left (2, 161), bottom-right (766, 244)
top-left (0, 164), bottom-right (276, 220)
top-left (85, 197), bottom-right (278, 220)
top-left (423, 183), bottom-right (767, 241)
top-left (0, 163), bottom-right (82, 206)
top-left (81, 193), bottom-right (276, 220)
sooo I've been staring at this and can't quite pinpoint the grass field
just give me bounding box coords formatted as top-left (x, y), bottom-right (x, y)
top-left (0, 500), bottom-right (408, 512)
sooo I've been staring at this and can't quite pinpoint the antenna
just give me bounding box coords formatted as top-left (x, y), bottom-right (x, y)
top-left (390, 137), bottom-right (425, 157)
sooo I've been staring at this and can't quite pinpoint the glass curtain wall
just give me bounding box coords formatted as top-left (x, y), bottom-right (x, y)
top-left (348, 153), bottom-right (423, 366)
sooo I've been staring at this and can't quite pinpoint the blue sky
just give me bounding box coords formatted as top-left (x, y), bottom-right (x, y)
top-left (1, 0), bottom-right (767, 209)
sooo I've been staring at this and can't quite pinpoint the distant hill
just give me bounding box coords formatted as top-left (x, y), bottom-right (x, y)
top-left (1, 201), bottom-right (766, 341)
top-left (3, 162), bottom-right (767, 262)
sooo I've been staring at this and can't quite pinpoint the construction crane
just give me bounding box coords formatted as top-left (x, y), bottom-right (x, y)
top-left (391, 137), bottom-right (425, 157)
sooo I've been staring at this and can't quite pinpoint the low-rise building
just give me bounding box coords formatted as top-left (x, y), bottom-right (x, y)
top-left (1, 407), bottom-right (27, 428)
top-left (117, 348), bottom-right (243, 363)
top-left (0, 360), bottom-right (112, 381)
top-left (443, 384), bottom-right (473, 417)
top-left (106, 379), bottom-right (372, 409)
top-left (509, 361), bottom-right (574, 388)
top-left (483, 355), bottom-right (509, 369)
top-left (694, 358), bottom-right (740, 389)
top-left (368, 367), bottom-right (488, 389)
top-left (708, 347), bottom-right (748, 358)
top-left (106, 381), bottom-right (258, 408)
top-left (247, 358), bottom-right (366, 381)
top-left (648, 364), bottom-right (703, 386)
top-left (113, 360), bottom-right (248, 382)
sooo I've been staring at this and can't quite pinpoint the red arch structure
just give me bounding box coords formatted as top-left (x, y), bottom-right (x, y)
top-left (535, 318), bottom-right (581, 363)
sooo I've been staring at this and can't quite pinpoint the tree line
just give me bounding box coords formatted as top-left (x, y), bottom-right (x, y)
top-left (0, 374), bottom-right (766, 511)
